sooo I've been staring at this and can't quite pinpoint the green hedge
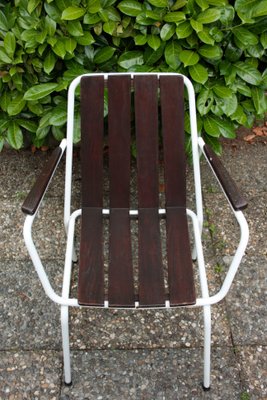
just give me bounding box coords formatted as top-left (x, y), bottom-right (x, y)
top-left (0, 0), bottom-right (267, 153)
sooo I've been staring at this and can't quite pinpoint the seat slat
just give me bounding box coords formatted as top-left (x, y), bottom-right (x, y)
top-left (160, 76), bottom-right (186, 208)
top-left (135, 75), bottom-right (165, 306)
top-left (166, 207), bottom-right (196, 305)
top-left (78, 207), bottom-right (104, 306)
top-left (138, 208), bottom-right (165, 306)
top-left (80, 76), bottom-right (104, 208)
top-left (109, 209), bottom-right (135, 307)
top-left (108, 76), bottom-right (134, 306)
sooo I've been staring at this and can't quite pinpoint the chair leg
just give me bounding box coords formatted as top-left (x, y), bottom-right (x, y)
top-left (203, 305), bottom-right (211, 390)
top-left (61, 305), bottom-right (72, 385)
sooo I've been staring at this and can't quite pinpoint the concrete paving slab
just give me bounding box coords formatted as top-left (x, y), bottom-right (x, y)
top-left (237, 345), bottom-right (267, 399)
top-left (225, 255), bottom-right (267, 346)
top-left (0, 350), bottom-right (61, 400)
top-left (60, 348), bottom-right (241, 400)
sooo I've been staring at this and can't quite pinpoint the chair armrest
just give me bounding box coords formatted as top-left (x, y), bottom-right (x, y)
top-left (22, 146), bottom-right (63, 215)
top-left (203, 144), bottom-right (248, 211)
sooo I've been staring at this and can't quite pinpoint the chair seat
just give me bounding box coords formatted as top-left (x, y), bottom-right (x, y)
top-left (78, 206), bottom-right (196, 308)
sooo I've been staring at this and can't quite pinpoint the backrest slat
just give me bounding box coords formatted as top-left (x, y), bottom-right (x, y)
top-left (80, 76), bottom-right (104, 207)
top-left (108, 75), bottom-right (131, 208)
top-left (160, 75), bottom-right (186, 208)
top-left (135, 75), bottom-right (159, 208)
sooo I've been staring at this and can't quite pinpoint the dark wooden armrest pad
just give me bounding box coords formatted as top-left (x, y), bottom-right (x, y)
top-left (22, 147), bottom-right (63, 215)
top-left (204, 144), bottom-right (248, 211)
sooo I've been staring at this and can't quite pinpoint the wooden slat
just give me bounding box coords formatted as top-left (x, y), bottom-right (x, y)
top-left (108, 76), bottom-right (134, 306)
top-left (160, 75), bottom-right (186, 208)
top-left (108, 75), bottom-right (131, 208)
top-left (204, 144), bottom-right (248, 210)
top-left (78, 207), bottom-right (104, 306)
top-left (135, 75), bottom-right (165, 306)
top-left (80, 76), bottom-right (104, 207)
top-left (166, 207), bottom-right (196, 306)
top-left (109, 209), bottom-right (135, 307)
top-left (22, 147), bottom-right (62, 215)
top-left (135, 75), bottom-right (159, 208)
top-left (138, 208), bottom-right (165, 306)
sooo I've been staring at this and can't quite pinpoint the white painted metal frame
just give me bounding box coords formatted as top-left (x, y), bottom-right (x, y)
top-left (23, 73), bottom-right (249, 389)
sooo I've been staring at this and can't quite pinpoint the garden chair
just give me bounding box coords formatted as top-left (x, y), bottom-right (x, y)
top-left (22, 73), bottom-right (249, 390)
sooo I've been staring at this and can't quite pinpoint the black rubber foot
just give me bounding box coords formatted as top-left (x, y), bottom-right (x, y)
top-left (202, 383), bottom-right (211, 391)
top-left (64, 381), bottom-right (72, 386)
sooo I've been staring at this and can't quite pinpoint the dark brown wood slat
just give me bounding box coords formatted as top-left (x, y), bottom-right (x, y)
top-left (204, 144), bottom-right (248, 210)
top-left (138, 208), bottom-right (165, 306)
top-left (135, 75), bottom-right (159, 208)
top-left (166, 207), bottom-right (196, 306)
top-left (134, 76), bottom-right (165, 306)
top-left (78, 207), bottom-right (104, 306)
top-left (22, 147), bottom-right (62, 215)
top-left (108, 75), bottom-right (131, 208)
top-left (109, 209), bottom-right (135, 307)
top-left (80, 76), bottom-right (104, 207)
top-left (108, 76), bottom-right (134, 306)
top-left (160, 76), bottom-right (186, 208)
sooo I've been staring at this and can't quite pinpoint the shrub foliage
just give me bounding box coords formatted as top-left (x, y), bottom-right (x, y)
top-left (0, 0), bottom-right (267, 153)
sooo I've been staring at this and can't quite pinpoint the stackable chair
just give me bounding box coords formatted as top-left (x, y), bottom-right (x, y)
top-left (22, 73), bottom-right (249, 390)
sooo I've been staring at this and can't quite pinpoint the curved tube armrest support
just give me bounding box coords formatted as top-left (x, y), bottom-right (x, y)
top-left (198, 138), bottom-right (248, 211)
top-left (22, 140), bottom-right (67, 215)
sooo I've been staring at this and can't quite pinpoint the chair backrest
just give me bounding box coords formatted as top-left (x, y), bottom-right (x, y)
top-left (64, 73), bottom-right (203, 231)
top-left (80, 74), bottom-right (187, 211)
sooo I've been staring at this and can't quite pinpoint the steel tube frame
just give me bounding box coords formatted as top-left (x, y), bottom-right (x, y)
top-left (22, 73), bottom-right (249, 389)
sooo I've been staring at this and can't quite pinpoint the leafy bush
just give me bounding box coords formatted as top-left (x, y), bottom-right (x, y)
top-left (0, 0), bottom-right (267, 153)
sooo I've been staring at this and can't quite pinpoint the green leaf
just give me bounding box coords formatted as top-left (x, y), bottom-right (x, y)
top-left (160, 23), bottom-right (176, 41)
top-left (0, 48), bottom-right (12, 64)
top-left (163, 12), bottom-right (185, 22)
top-left (164, 40), bottom-right (181, 69)
top-left (147, 35), bottom-right (161, 51)
top-left (217, 94), bottom-right (238, 117)
top-left (103, 21), bottom-right (117, 35)
top-left (49, 107), bottom-right (67, 126)
top-left (231, 105), bottom-right (247, 125)
top-left (44, 51), bottom-right (57, 74)
top-left (179, 50), bottom-right (199, 67)
top-left (171, 0), bottom-right (187, 10)
top-left (195, 0), bottom-right (209, 11)
top-left (16, 119), bottom-right (38, 133)
top-left (198, 45), bottom-right (222, 59)
top-left (251, 0), bottom-right (267, 18)
top-left (28, 0), bottom-right (40, 14)
top-left (234, 62), bottom-right (262, 86)
top-left (134, 34), bottom-right (147, 45)
top-left (148, 0), bottom-right (168, 7)
top-left (7, 94), bottom-right (26, 116)
top-left (45, 16), bottom-right (57, 36)
top-left (64, 37), bottom-right (77, 53)
top-left (213, 85), bottom-right (233, 98)
top-left (94, 46), bottom-right (116, 64)
top-left (118, 0), bottom-right (143, 16)
top-left (52, 126), bottom-right (64, 141)
top-left (190, 19), bottom-right (203, 33)
top-left (260, 32), bottom-right (267, 49)
top-left (0, 10), bottom-right (9, 31)
top-left (204, 115), bottom-right (235, 138)
top-left (176, 21), bottom-right (193, 39)
top-left (7, 121), bottom-right (23, 150)
top-left (67, 20), bottom-right (84, 36)
top-left (4, 32), bottom-right (16, 58)
top-left (197, 88), bottom-right (214, 116)
top-left (76, 31), bottom-right (95, 45)
top-left (233, 27), bottom-right (258, 46)
top-left (88, 0), bottom-right (102, 13)
top-left (118, 50), bottom-right (144, 69)
top-left (197, 8), bottom-right (221, 24)
top-left (251, 87), bottom-right (267, 115)
top-left (189, 64), bottom-right (208, 84)
top-left (203, 134), bottom-right (222, 155)
top-left (197, 29), bottom-right (214, 45)
top-left (144, 44), bottom-right (164, 65)
top-left (61, 6), bottom-right (85, 20)
top-left (24, 83), bottom-right (58, 101)
top-left (219, 5), bottom-right (235, 25)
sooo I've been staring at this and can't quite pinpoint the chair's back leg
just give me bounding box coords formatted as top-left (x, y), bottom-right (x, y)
top-left (203, 304), bottom-right (211, 390)
top-left (61, 305), bottom-right (72, 385)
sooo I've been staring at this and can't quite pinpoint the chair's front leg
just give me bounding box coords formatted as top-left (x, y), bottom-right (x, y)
top-left (203, 304), bottom-right (211, 390)
top-left (61, 305), bottom-right (72, 385)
